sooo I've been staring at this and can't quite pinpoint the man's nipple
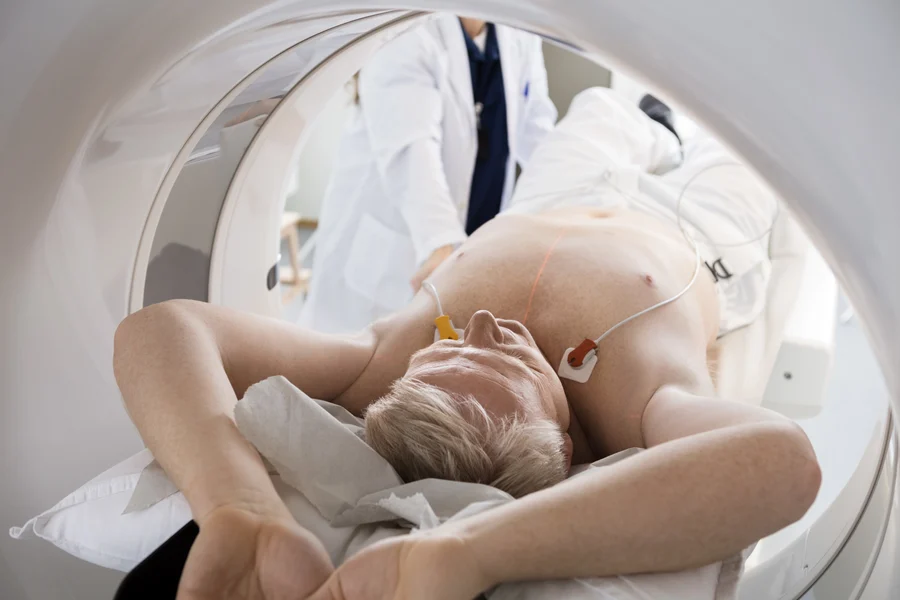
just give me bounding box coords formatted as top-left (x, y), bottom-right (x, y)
top-left (643, 273), bottom-right (655, 287)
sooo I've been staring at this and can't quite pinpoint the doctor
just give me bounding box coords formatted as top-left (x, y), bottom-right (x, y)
top-left (300, 14), bottom-right (557, 333)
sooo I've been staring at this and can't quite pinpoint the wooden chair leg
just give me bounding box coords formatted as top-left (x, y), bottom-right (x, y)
top-left (287, 227), bottom-right (302, 285)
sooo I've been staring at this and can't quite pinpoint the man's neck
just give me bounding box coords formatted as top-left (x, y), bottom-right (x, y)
top-left (459, 17), bottom-right (487, 39)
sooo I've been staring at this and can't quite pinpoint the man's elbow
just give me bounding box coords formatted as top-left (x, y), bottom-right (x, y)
top-left (771, 422), bottom-right (822, 525)
top-left (113, 299), bottom-right (202, 385)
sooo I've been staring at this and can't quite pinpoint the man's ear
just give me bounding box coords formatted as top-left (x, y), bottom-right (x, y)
top-left (562, 433), bottom-right (574, 473)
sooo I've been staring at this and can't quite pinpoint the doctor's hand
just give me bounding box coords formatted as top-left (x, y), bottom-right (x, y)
top-left (309, 532), bottom-right (489, 600)
top-left (177, 505), bottom-right (334, 600)
top-left (411, 245), bottom-right (456, 292)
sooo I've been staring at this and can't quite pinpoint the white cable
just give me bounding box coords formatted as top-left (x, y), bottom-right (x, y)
top-left (593, 242), bottom-right (700, 346)
top-left (588, 159), bottom-right (777, 348)
top-left (422, 280), bottom-right (444, 316)
top-left (672, 161), bottom-right (780, 248)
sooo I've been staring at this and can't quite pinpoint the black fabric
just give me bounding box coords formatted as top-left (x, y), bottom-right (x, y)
top-left (112, 519), bottom-right (491, 598)
top-left (639, 93), bottom-right (682, 145)
top-left (114, 521), bottom-right (198, 600)
top-left (462, 22), bottom-right (509, 235)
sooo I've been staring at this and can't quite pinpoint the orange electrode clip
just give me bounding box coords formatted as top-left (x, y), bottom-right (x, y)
top-left (567, 338), bottom-right (598, 368)
top-left (434, 314), bottom-right (460, 340)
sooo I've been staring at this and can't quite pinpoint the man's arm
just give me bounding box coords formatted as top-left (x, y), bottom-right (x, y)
top-left (431, 386), bottom-right (820, 592)
top-left (113, 299), bottom-right (375, 523)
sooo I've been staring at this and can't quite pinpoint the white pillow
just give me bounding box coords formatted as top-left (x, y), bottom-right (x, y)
top-left (9, 450), bottom-right (191, 572)
top-left (10, 448), bottom-right (745, 600)
top-left (9, 449), bottom-right (368, 572)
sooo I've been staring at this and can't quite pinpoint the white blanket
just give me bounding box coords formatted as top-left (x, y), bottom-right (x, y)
top-left (183, 376), bottom-right (743, 599)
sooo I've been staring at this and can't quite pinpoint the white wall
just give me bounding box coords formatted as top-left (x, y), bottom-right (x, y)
top-left (542, 41), bottom-right (611, 116)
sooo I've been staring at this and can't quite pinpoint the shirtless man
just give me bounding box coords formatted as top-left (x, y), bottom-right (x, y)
top-left (113, 89), bottom-right (821, 600)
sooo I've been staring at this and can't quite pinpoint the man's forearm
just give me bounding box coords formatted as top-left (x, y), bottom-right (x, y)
top-left (113, 301), bottom-right (288, 523)
top-left (446, 422), bottom-right (819, 587)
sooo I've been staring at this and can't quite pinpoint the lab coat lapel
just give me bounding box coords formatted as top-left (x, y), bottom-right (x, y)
top-left (496, 25), bottom-right (520, 161)
top-left (437, 16), bottom-right (476, 137)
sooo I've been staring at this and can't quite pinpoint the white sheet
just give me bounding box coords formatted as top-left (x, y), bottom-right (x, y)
top-left (711, 206), bottom-right (807, 402)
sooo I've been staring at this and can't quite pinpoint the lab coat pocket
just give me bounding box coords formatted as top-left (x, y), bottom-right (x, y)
top-left (343, 214), bottom-right (414, 310)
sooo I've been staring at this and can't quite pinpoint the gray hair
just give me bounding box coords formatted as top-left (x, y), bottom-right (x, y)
top-left (364, 378), bottom-right (568, 498)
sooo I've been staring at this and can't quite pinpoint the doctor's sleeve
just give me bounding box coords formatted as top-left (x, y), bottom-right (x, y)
top-left (358, 34), bottom-right (467, 266)
top-left (513, 36), bottom-right (558, 168)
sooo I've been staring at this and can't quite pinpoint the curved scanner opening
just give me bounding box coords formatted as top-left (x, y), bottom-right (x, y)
top-left (2, 3), bottom-right (897, 599)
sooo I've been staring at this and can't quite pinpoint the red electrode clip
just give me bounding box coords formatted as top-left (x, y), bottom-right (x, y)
top-left (567, 338), bottom-right (598, 368)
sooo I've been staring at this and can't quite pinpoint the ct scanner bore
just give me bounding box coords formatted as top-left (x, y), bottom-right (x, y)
top-left (1, 1), bottom-right (898, 599)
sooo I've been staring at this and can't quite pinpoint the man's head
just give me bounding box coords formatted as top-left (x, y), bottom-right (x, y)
top-left (365, 310), bottom-right (572, 498)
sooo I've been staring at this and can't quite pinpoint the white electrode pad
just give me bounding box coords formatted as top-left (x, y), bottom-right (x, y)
top-left (434, 328), bottom-right (466, 344)
top-left (558, 347), bottom-right (599, 383)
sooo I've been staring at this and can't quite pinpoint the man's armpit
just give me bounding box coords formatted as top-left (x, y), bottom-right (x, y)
top-left (641, 386), bottom-right (790, 448)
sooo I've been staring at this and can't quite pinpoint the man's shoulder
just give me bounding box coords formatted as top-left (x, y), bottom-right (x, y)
top-left (336, 308), bottom-right (433, 412)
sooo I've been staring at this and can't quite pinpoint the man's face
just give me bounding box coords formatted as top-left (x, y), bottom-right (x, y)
top-left (405, 310), bottom-right (570, 432)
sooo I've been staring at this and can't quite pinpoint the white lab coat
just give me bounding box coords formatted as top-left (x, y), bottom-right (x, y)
top-left (300, 15), bottom-right (557, 333)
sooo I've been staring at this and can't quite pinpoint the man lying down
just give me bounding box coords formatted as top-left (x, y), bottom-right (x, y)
top-left (114, 88), bottom-right (821, 600)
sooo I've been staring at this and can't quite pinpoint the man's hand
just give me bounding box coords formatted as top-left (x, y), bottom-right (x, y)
top-left (177, 505), bottom-right (334, 600)
top-left (410, 245), bottom-right (456, 292)
top-left (310, 531), bottom-right (489, 600)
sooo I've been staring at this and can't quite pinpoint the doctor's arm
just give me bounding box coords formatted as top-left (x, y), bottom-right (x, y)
top-left (358, 33), bottom-right (467, 277)
top-left (512, 36), bottom-right (558, 168)
top-left (113, 300), bottom-right (376, 598)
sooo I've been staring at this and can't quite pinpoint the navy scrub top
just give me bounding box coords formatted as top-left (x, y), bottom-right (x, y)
top-left (462, 23), bottom-right (510, 235)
